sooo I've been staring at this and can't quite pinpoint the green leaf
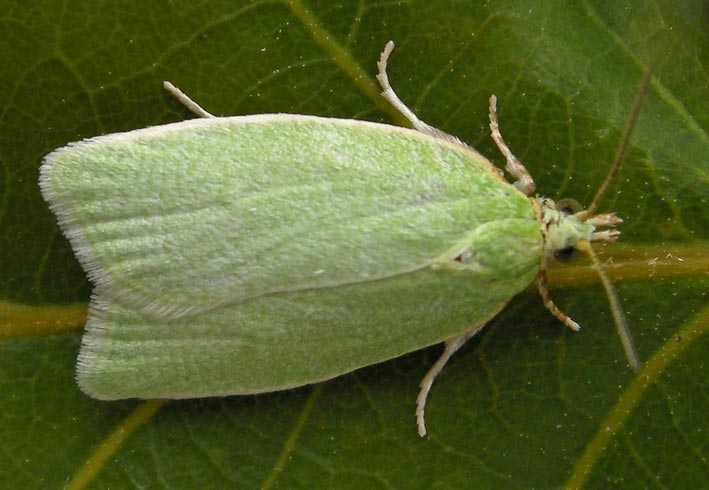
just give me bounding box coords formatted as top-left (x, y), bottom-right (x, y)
top-left (1, 1), bottom-right (707, 489)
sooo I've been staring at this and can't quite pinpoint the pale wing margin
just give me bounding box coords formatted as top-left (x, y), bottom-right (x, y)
top-left (41, 115), bottom-right (532, 319)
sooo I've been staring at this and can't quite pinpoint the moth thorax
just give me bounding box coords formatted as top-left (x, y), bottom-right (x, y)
top-left (536, 197), bottom-right (622, 258)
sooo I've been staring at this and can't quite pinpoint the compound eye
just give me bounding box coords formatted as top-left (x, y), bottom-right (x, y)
top-left (555, 198), bottom-right (583, 216)
top-left (554, 245), bottom-right (576, 262)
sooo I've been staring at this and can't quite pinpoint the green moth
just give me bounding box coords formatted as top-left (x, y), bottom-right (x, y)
top-left (40, 41), bottom-right (644, 437)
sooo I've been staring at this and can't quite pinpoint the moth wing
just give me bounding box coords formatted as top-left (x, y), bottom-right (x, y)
top-left (78, 226), bottom-right (539, 400)
top-left (41, 115), bottom-right (533, 319)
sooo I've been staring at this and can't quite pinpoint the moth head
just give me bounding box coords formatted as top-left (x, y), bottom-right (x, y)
top-left (538, 197), bottom-right (622, 261)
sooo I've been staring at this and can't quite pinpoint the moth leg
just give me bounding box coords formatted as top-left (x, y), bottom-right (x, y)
top-left (535, 270), bottom-right (581, 331)
top-left (488, 95), bottom-right (536, 195)
top-left (376, 41), bottom-right (461, 143)
top-left (163, 81), bottom-right (216, 119)
top-left (416, 329), bottom-right (479, 437)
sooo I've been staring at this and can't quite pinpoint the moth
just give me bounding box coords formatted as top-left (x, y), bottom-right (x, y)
top-left (40, 42), bottom-right (647, 436)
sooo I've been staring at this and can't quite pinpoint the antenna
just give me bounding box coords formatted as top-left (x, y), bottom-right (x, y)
top-left (577, 240), bottom-right (640, 370)
top-left (578, 67), bottom-right (654, 371)
top-left (581, 68), bottom-right (653, 218)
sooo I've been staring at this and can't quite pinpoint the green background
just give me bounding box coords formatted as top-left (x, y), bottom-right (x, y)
top-left (1, 0), bottom-right (707, 488)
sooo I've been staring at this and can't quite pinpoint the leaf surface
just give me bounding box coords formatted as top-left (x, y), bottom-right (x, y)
top-left (1, 1), bottom-right (707, 488)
